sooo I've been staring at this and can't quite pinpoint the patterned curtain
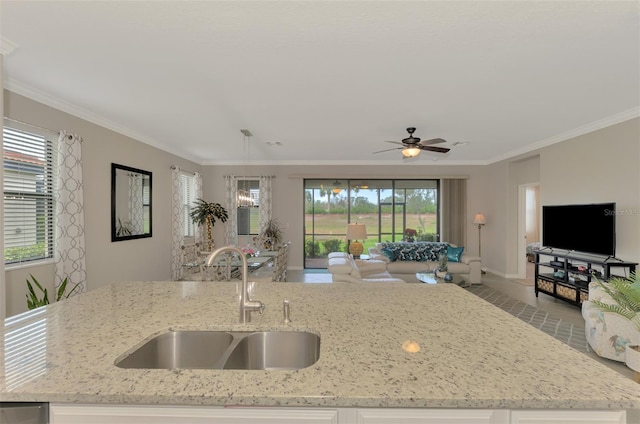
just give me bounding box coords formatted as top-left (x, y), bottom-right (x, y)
top-left (170, 167), bottom-right (184, 281)
top-left (224, 175), bottom-right (238, 246)
top-left (259, 175), bottom-right (273, 234)
top-left (194, 171), bottom-right (204, 245)
top-left (440, 178), bottom-right (467, 247)
top-left (55, 132), bottom-right (86, 294)
top-left (128, 173), bottom-right (144, 233)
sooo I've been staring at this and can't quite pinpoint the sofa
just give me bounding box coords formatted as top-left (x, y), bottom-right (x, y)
top-left (327, 252), bottom-right (405, 283)
top-left (582, 281), bottom-right (640, 362)
top-left (368, 242), bottom-right (482, 284)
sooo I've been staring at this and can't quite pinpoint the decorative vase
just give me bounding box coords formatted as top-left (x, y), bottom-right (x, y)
top-left (438, 252), bottom-right (448, 272)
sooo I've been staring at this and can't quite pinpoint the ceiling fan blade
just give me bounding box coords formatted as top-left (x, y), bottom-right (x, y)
top-left (372, 147), bottom-right (402, 154)
top-left (419, 145), bottom-right (450, 153)
top-left (384, 141), bottom-right (404, 146)
top-left (420, 138), bottom-right (447, 146)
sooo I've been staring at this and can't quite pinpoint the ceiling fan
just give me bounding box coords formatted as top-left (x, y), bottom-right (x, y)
top-left (373, 127), bottom-right (450, 158)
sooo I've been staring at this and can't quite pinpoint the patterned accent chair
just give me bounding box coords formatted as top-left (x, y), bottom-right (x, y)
top-left (582, 281), bottom-right (640, 362)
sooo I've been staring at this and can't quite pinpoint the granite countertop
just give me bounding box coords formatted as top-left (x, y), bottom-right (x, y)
top-left (1, 280), bottom-right (640, 410)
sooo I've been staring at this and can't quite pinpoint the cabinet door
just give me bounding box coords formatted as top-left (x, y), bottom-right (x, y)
top-left (50, 404), bottom-right (339, 424)
top-left (510, 410), bottom-right (626, 424)
top-left (355, 408), bottom-right (509, 423)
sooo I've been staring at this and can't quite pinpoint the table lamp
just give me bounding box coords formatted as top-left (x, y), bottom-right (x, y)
top-left (346, 223), bottom-right (367, 258)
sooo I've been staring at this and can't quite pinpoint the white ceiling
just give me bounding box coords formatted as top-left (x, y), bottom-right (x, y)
top-left (1, 1), bottom-right (638, 165)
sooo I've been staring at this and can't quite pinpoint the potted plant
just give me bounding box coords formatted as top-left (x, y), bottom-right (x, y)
top-left (591, 273), bottom-right (640, 379)
top-left (190, 198), bottom-right (228, 251)
top-left (403, 228), bottom-right (417, 242)
top-left (259, 218), bottom-right (283, 250)
top-left (26, 274), bottom-right (82, 310)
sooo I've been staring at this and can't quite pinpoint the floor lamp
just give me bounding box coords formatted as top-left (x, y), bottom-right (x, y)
top-left (473, 213), bottom-right (486, 274)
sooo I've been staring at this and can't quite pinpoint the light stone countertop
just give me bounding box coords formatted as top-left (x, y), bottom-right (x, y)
top-left (1, 280), bottom-right (640, 410)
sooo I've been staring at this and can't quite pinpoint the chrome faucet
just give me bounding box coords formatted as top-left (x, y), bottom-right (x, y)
top-left (206, 246), bottom-right (265, 324)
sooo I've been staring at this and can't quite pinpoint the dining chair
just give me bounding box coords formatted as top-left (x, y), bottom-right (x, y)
top-left (252, 241), bottom-right (291, 282)
top-left (181, 243), bottom-right (203, 280)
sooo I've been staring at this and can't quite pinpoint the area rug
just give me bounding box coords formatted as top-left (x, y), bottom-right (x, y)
top-left (465, 285), bottom-right (591, 353)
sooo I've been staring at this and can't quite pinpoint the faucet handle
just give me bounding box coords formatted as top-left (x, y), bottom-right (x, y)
top-left (283, 299), bottom-right (292, 324)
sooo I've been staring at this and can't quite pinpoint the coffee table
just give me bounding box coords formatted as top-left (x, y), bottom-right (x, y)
top-left (416, 271), bottom-right (439, 284)
top-left (416, 271), bottom-right (469, 287)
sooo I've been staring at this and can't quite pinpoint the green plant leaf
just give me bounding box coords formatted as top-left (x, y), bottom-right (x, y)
top-left (56, 277), bottom-right (69, 302)
top-left (593, 273), bottom-right (640, 332)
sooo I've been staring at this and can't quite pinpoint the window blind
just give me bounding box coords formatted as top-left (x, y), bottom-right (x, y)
top-left (3, 126), bottom-right (57, 265)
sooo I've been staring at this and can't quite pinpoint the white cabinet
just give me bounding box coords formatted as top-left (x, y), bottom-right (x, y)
top-left (50, 404), bottom-right (629, 424)
top-left (355, 408), bottom-right (509, 423)
top-left (510, 410), bottom-right (626, 424)
top-left (50, 404), bottom-right (340, 424)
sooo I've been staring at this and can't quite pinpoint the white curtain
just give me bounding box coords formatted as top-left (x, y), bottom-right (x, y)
top-left (55, 131), bottom-right (86, 294)
top-left (170, 167), bottom-right (184, 281)
top-left (440, 178), bottom-right (467, 247)
top-left (194, 171), bottom-right (204, 245)
top-left (259, 175), bottom-right (273, 234)
top-left (224, 175), bottom-right (238, 246)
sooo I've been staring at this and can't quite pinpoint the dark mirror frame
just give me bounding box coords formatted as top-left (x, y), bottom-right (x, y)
top-left (111, 163), bottom-right (153, 242)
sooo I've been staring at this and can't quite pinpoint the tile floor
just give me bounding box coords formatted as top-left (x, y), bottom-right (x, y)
top-left (286, 268), bottom-right (635, 379)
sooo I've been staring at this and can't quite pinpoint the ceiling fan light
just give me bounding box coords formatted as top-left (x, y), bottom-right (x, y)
top-left (402, 147), bottom-right (421, 158)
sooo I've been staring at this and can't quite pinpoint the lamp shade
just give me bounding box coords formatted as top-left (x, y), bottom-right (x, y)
top-left (346, 223), bottom-right (367, 240)
top-left (346, 223), bottom-right (367, 258)
top-left (473, 213), bottom-right (487, 225)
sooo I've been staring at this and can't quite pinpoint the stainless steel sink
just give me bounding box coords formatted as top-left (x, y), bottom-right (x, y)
top-left (223, 331), bottom-right (320, 370)
top-left (115, 330), bottom-right (320, 370)
top-left (115, 330), bottom-right (234, 369)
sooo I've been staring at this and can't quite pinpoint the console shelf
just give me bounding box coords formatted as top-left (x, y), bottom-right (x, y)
top-left (534, 250), bottom-right (637, 307)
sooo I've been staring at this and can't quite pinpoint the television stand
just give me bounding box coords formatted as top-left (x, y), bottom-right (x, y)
top-left (534, 249), bottom-right (637, 307)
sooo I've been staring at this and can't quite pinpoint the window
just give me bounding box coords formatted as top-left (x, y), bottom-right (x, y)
top-left (304, 179), bottom-right (440, 268)
top-left (237, 179), bottom-right (260, 236)
top-left (181, 172), bottom-right (196, 237)
top-left (3, 124), bottom-right (57, 265)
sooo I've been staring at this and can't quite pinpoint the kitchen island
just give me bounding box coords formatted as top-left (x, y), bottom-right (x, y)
top-left (1, 281), bottom-right (639, 422)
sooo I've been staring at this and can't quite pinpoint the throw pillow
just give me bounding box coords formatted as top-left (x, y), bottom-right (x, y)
top-left (447, 246), bottom-right (464, 263)
top-left (380, 248), bottom-right (396, 262)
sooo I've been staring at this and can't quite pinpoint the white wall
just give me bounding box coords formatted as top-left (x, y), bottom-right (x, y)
top-left (489, 118), bottom-right (640, 277)
top-left (3, 91), bottom-right (201, 317)
top-left (538, 118), bottom-right (640, 263)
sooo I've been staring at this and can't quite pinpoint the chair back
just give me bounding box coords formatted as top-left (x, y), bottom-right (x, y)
top-left (181, 243), bottom-right (202, 279)
top-left (273, 241), bottom-right (291, 282)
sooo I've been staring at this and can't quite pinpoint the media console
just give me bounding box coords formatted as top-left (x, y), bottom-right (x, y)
top-left (534, 249), bottom-right (637, 307)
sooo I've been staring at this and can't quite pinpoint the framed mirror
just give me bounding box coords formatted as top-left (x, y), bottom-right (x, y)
top-left (111, 163), bottom-right (152, 242)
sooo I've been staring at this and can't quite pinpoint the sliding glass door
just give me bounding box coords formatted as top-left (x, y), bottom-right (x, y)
top-left (304, 179), bottom-right (439, 268)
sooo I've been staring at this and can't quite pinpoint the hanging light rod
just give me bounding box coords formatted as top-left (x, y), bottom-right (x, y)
top-left (240, 129), bottom-right (253, 136)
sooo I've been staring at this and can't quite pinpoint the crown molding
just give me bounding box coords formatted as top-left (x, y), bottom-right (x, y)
top-left (487, 107), bottom-right (640, 165)
top-left (200, 158), bottom-right (490, 166)
top-left (4, 78), bottom-right (204, 164)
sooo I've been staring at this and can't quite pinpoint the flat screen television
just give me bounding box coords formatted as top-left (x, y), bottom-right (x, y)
top-left (542, 202), bottom-right (616, 256)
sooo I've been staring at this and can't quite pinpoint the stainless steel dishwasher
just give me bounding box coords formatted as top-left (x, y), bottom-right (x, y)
top-left (0, 402), bottom-right (48, 423)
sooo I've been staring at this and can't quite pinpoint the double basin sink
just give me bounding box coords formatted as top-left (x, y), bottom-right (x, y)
top-left (116, 330), bottom-right (320, 371)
